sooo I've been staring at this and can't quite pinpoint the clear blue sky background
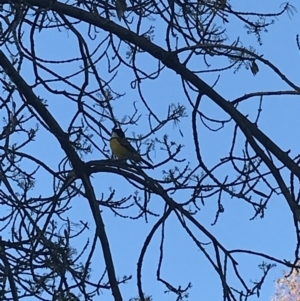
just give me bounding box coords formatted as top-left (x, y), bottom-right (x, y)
top-left (3, 0), bottom-right (300, 300)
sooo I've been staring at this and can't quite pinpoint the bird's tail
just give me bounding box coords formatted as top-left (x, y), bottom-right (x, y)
top-left (130, 153), bottom-right (153, 169)
top-left (140, 157), bottom-right (154, 169)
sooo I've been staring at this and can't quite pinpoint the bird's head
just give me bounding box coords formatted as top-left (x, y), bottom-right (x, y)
top-left (111, 126), bottom-right (125, 138)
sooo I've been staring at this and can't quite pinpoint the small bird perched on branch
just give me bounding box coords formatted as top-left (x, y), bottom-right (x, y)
top-left (110, 126), bottom-right (153, 168)
top-left (116, 0), bottom-right (126, 20)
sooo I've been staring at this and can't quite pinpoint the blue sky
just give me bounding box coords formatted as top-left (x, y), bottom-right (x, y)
top-left (2, 0), bottom-right (300, 300)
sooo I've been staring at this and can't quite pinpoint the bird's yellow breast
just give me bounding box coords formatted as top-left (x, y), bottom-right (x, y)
top-left (110, 138), bottom-right (132, 159)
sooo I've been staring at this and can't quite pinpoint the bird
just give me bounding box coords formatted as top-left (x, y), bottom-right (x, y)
top-left (110, 126), bottom-right (153, 168)
top-left (116, 0), bottom-right (126, 20)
